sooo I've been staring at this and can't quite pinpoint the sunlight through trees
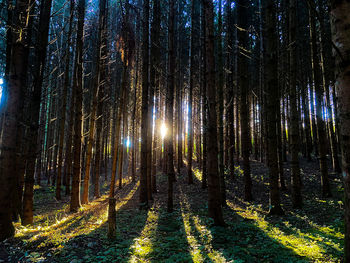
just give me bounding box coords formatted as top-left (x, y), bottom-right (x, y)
top-left (0, 0), bottom-right (349, 261)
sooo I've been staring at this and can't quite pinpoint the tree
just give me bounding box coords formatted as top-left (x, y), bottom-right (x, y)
top-left (22, 0), bottom-right (53, 225)
top-left (217, 0), bottom-right (226, 206)
top-left (0, 0), bottom-right (32, 240)
top-left (237, 0), bottom-right (252, 201)
top-left (201, 0), bottom-right (207, 189)
top-left (167, 0), bottom-right (176, 213)
top-left (81, 0), bottom-right (107, 204)
top-left (70, 0), bottom-right (86, 213)
top-left (329, 0), bottom-right (350, 260)
top-left (308, 0), bottom-right (332, 197)
top-left (289, 0), bottom-right (302, 208)
top-left (93, 0), bottom-right (108, 199)
top-left (150, 0), bottom-right (161, 193)
top-left (146, 0), bottom-right (153, 199)
top-left (56, 0), bottom-right (74, 201)
top-left (108, 92), bottom-right (122, 237)
top-left (203, 0), bottom-right (225, 226)
top-left (225, 0), bottom-right (235, 181)
top-left (187, 0), bottom-right (200, 185)
top-left (317, 0), bottom-right (341, 174)
top-left (140, 0), bottom-right (150, 208)
top-left (264, 0), bottom-right (284, 215)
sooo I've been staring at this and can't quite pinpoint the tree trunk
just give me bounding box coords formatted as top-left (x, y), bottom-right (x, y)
top-left (118, 74), bottom-right (129, 189)
top-left (309, 86), bottom-right (318, 157)
top-left (131, 63), bottom-right (138, 183)
top-left (277, 96), bottom-right (286, 190)
top-left (329, 1), bottom-right (350, 260)
top-left (317, 0), bottom-right (341, 174)
top-left (308, 2), bottom-right (332, 197)
top-left (217, 0), bottom-right (226, 206)
top-left (289, 0), bottom-right (302, 208)
top-left (139, 0), bottom-right (149, 208)
top-left (12, 0), bottom-right (34, 222)
top-left (226, 0), bottom-right (235, 180)
top-left (146, 0), bottom-right (153, 199)
top-left (237, 0), bottom-right (252, 201)
top-left (0, 0), bottom-right (32, 240)
top-left (187, 0), bottom-right (199, 185)
top-left (301, 78), bottom-right (313, 161)
top-left (203, 0), bottom-right (225, 226)
top-left (107, 197), bottom-right (116, 239)
top-left (167, 0), bottom-right (176, 213)
top-left (150, 0), bottom-right (160, 192)
top-left (22, 0), bottom-right (53, 225)
top-left (64, 86), bottom-right (74, 196)
top-left (110, 88), bottom-right (124, 197)
top-left (56, 0), bottom-right (74, 201)
top-left (93, 0), bottom-right (108, 199)
top-left (82, 4), bottom-right (107, 202)
top-left (82, 48), bottom-right (100, 204)
top-left (201, 0), bottom-right (207, 189)
top-left (264, 0), bottom-right (284, 215)
top-left (70, 0), bottom-right (86, 212)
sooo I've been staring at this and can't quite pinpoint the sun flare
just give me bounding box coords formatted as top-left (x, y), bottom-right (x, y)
top-left (160, 123), bottom-right (167, 139)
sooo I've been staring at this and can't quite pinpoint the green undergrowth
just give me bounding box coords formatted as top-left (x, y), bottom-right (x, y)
top-left (3, 167), bottom-right (344, 263)
top-left (226, 201), bottom-right (343, 262)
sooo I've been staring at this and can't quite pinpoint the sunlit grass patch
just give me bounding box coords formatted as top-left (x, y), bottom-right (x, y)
top-left (226, 201), bottom-right (342, 262)
top-left (316, 225), bottom-right (344, 240)
top-left (180, 187), bottom-right (226, 263)
top-left (193, 167), bottom-right (202, 181)
top-left (15, 181), bottom-right (139, 250)
top-left (116, 181), bottom-right (140, 210)
top-left (6, 163), bottom-right (345, 263)
top-left (180, 200), bottom-right (205, 262)
top-left (234, 165), bottom-right (244, 176)
top-left (290, 212), bottom-right (344, 239)
top-left (15, 197), bottom-right (108, 245)
top-left (128, 208), bottom-right (159, 262)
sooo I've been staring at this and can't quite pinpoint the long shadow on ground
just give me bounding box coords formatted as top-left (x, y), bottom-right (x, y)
top-left (3, 159), bottom-right (343, 263)
top-left (50, 181), bottom-right (149, 263)
top-left (181, 173), bottom-right (309, 262)
top-left (3, 181), bottom-right (144, 262)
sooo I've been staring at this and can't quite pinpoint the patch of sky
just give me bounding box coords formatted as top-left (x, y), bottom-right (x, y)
top-left (214, 0), bottom-right (235, 11)
top-left (0, 77), bottom-right (3, 104)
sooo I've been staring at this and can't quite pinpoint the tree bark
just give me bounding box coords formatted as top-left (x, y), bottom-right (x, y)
top-left (167, 0), bottom-right (176, 213)
top-left (308, 2), bottom-right (332, 197)
top-left (329, 1), bottom-right (350, 260)
top-left (188, 0), bottom-right (199, 185)
top-left (139, 0), bottom-right (150, 208)
top-left (56, 0), bottom-right (74, 201)
top-left (226, 0), bottom-right (235, 180)
top-left (150, 0), bottom-right (160, 192)
top-left (70, 0), bottom-right (86, 212)
top-left (201, 0), bottom-right (207, 189)
top-left (22, 0), bottom-right (53, 225)
top-left (217, 0), bottom-right (226, 206)
top-left (203, 0), bottom-right (225, 226)
top-left (289, 0), bottom-right (302, 208)
top-left (93, 0), bottom-right (108, 199)
top-left (82, 21), bottom-right (106, 202)
top-left (64, 86), bottom-right (74, 196)
top-left (264, 0), bottom-right (284, 215)
top-left (0, 0), bottom-right (31, 239)
top-left (237, 0), bottom-right (252, 201)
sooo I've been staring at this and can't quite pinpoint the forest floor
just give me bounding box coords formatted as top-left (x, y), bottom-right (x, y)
top-left (0, 158), bottom-right (344, 263)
